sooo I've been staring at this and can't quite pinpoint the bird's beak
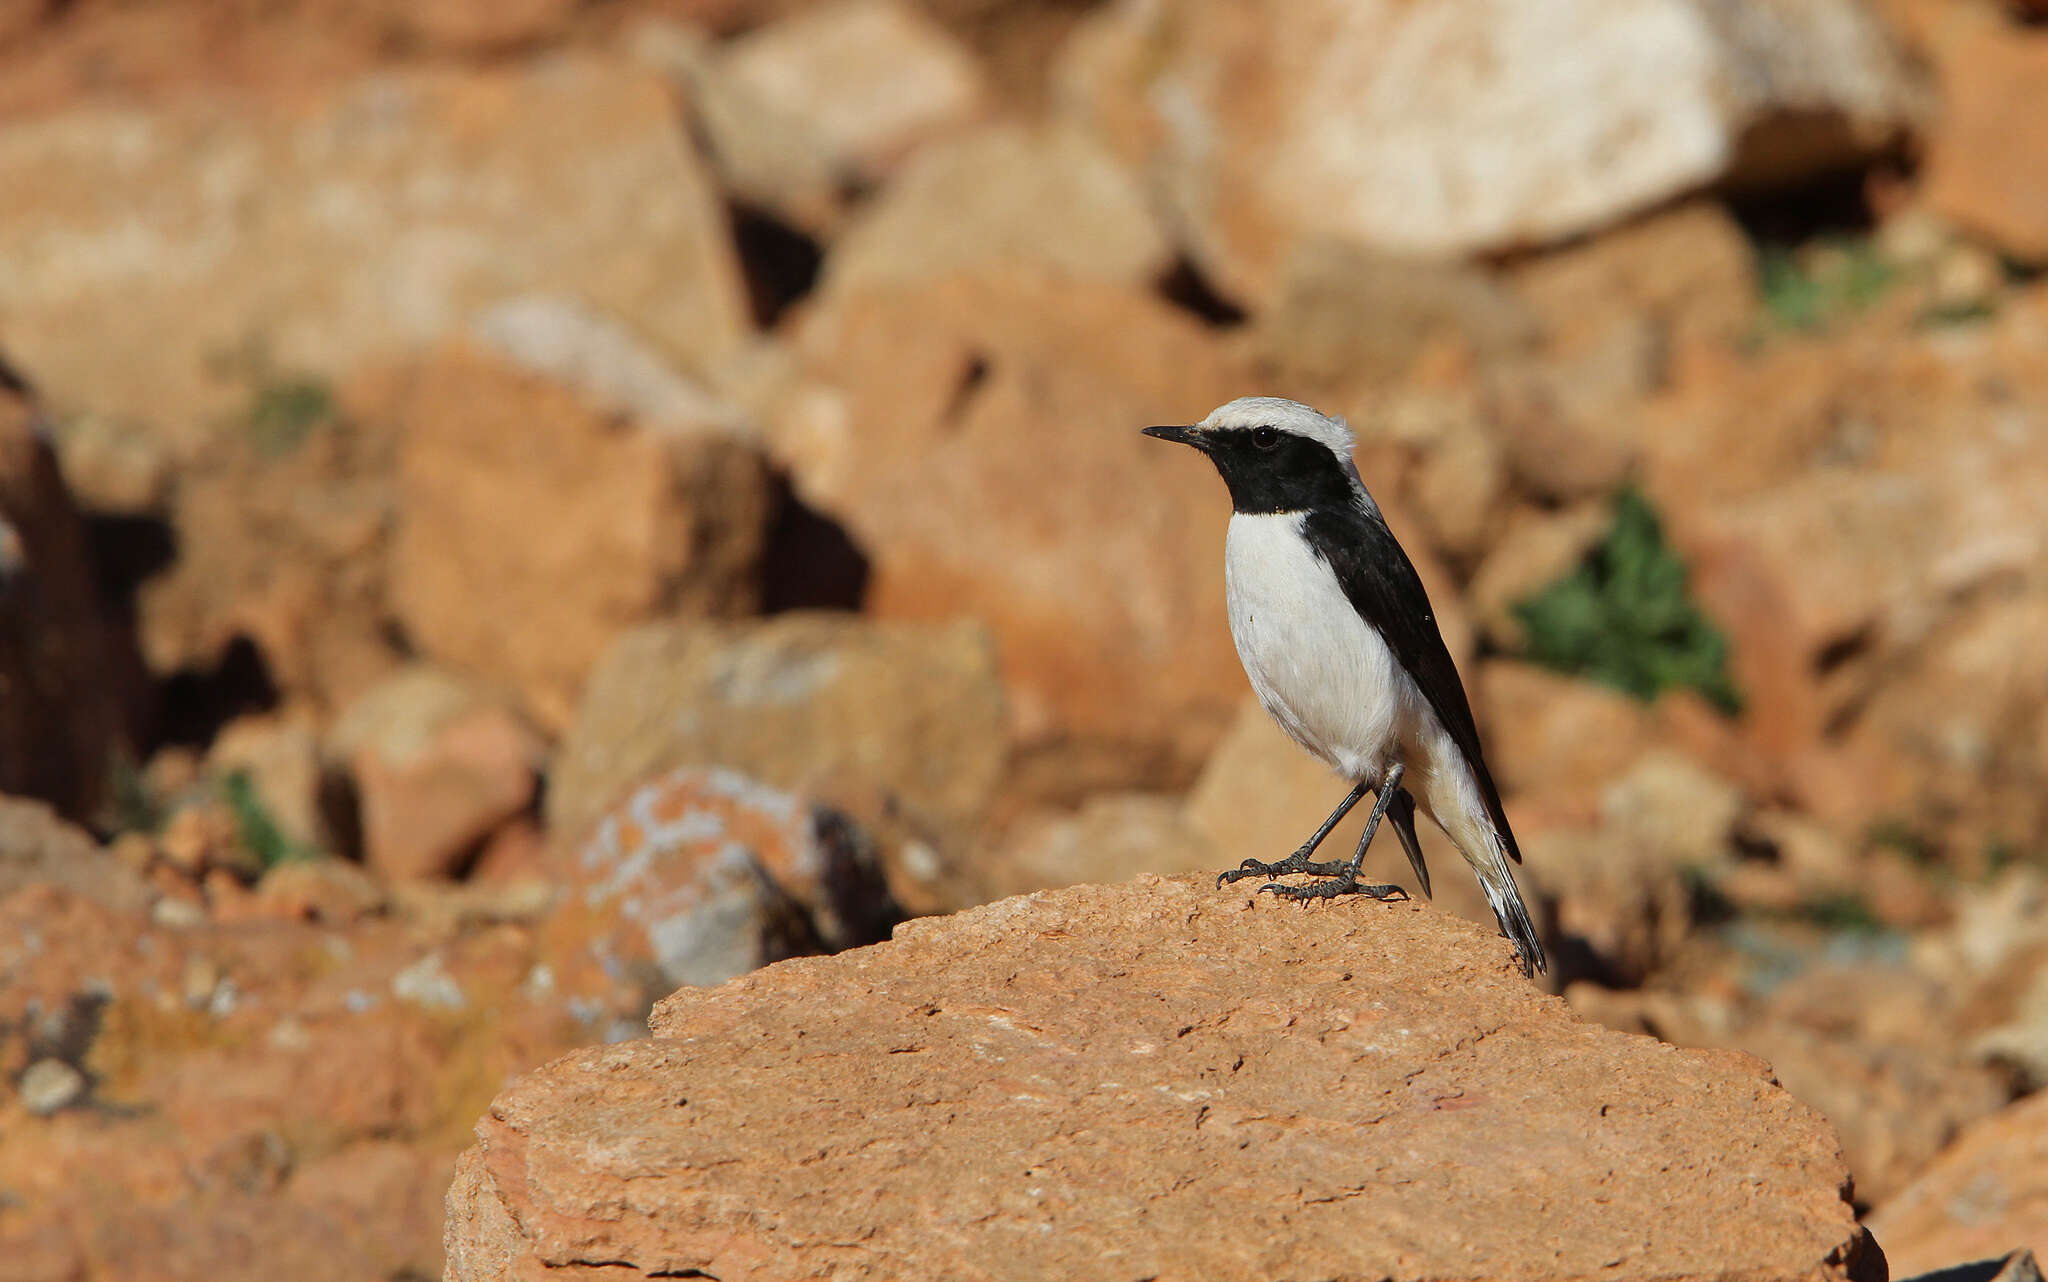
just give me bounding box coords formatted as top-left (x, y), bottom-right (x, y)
top-left (1141, 424), bottom-right (1207, 451)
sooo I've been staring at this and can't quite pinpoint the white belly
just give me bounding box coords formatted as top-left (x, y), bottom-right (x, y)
top-left (1224, 512), bottom-right (1424, 782)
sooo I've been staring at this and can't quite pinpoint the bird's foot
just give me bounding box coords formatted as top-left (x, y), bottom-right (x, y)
top-left (1257, 873), bottom-right (1409, 903)
top-left (1216, 848), bottom-right (1351, 888)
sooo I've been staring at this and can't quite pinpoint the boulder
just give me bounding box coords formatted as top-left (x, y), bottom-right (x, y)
top-left (716, 0), bottom-right (986, 183)
top-left (547, 614), bottom-right (1008, 909)
top-left (0, 795), bottom-right (152, 914)
top-left (0, 367), bottom-right (145, 820)
top-left (1057, 0), bottom-right (1922, 306)
top-left (1870, 1092), bottom-right (2048, 1278)
top-left (976, 793), bottom-right (1214, 899)
top-left (540, 765), bottom-right (900, 1024)
top-left (446, 875), bottom-right (1881, 1282)
top-left (819, 121), bottom-right (1173, 298)
top-left (382, 345), bottom-right (775, 732)
top-left (1924, 24), bottom-right (2048, 263)
top-left (0, 56), bottom-right (750, 454)
top-left (327, 666), bottom-right (542, 881)
top-left (784, 270), bottom-right (1252, 786)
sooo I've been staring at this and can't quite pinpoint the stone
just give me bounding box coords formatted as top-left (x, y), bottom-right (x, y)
top-left (1475, 661), bottom-right (1661, 802)
top-left (135, 377), bottom-right (402, 712)
top-left (0, 880), bottom-right (602, 1282)
top-left (786, 270), bottom-right (1249, 784)
top-left (716, 0), bottom-right (985, 183)
top-left (249, 858), bottom-right (388, 925)
top-left (1871, 1092), bottom-right (2048, 1279)
top-left (820, 121), bottom-right (1172, 298)
top-left (446, 875), bottom-right (1880, 1282)
top-left (0, 364), bottom-right (145, 820)
top-left (548, 614), bottom-right (1007, 908)
top-left (1057, 0), bottom-right (1923, 307)
top-left (1600, 751), bottom-right (1747, 872)
top-left (206, 712), bottom-right (326, 853)
top-left (977, 793), bottom-right (1214, 900)
top-left (18, 1057), bottom-right (86, 1116)
top-left (0, 57), bottom-right (750, 456)
top-left (0, 794), bottom-right (153, 914)
top-left (383, 345), bottom-right (775, 731)
top-left (1924, 25), bottom-right (2048, 262)
top-left (1466, 504), bottom-right (1614, 652)
top-left (541, 765), bottom-right (899, 1020)
top-left (327, 665), bottom-right (542, 881)
top-left (1253, 243), bottom-right (1535, 392)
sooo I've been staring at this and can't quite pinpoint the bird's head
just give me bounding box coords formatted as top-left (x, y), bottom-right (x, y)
top-left (1142, 396), bottom-right (1362, 515)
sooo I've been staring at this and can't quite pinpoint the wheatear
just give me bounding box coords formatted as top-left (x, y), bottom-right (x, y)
top-left (1144, 397), bottom-right (1545, 976)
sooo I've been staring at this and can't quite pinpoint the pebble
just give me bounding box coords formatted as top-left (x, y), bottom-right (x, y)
top-left (19, 1058), bottom-right (86, 1116)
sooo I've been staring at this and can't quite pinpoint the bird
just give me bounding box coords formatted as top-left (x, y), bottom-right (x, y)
top-left (1143, 396), bottom-right (1546, 977)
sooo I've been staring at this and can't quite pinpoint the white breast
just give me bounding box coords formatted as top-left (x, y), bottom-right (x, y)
top-left (1224, 512), bottom-right (1422, 782)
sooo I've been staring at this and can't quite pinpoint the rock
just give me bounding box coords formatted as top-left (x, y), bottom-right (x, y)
top-left (135, 377), bottom-right (402, 712)
top-left (1253, 243), bottom-right (1535, 392)
top-left (1871, 1092), bottom-right (2048, 1279)
top-left (548, 613), bottom-right (1007, 907)
top-left (447, 875), bottom-right (1880, 1282)
top-left (382, 345), bottom-right (775, 731)
top-left (786, 270), bottom-right (1249, 785)
top-left (1476, 661), bottom-right (1660, 802)
top-left (716, 0), bottom-right (985, 183)
top-left (44, 409), bottom-right (172, 515)
top-left (541, 765), bottom-right (899, 1021)
top-left (977, 794), bottom-right (1214, 900)
top-left (327, 666), bottom-right (541, 881)
top-left (1600, 751), bottom-right (1747, 872)
top-left (1466, 505), bottom-right (1614, 652)
top-left (1057, 0), bottom-right (1923, 306)
top-left (0, 365), bottom-right (145, 820)
top-left (206, 712), bottom-right (326, 853)
top-left (0, 795), bottom-right (153, 914)
top-left (820, 121), bottom-right (1172, 298)
top-left (0, 880), bottom-right (600, 1281)
top-left (18, 1057), bottom-right (86, 1115)
top-left (1924, 24), bottom-right (2048, 262)
top-left (249, 858), bottom-right (388, 925)
top-left (0, 57), bottom-right (750, 455)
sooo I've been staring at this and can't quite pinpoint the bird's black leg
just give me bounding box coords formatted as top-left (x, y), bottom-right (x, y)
top-left (1261, 762), bottom-right (1409, 903)
top-left (1216, 776), bottom-right (1371, 888)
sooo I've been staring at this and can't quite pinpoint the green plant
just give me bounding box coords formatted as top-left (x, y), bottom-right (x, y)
top-left (1514, 487), bottom-right (1742, 714)
top-left (1789, 891), bottom-right (1884, 935)
top-left (1757, 236), bottom-right (1895, 334)
top-left (241, 374), bottom-right (334, 456)
top-left (220, 770), bottom-right (317, 869)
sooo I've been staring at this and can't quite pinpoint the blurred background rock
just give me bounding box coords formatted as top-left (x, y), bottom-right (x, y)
top-left (0, 0), bottom-right (2046, 1275)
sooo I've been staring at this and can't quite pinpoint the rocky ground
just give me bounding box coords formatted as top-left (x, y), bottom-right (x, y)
top-left (2, 0), bottom-right (2048, 1278)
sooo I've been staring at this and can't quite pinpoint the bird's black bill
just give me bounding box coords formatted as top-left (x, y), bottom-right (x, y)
top-left (1141, 424), bottom-right (1206, 450)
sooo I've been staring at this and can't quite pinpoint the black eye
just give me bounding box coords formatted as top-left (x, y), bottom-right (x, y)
top-left (1251, 426), bottom-right (1279, 450)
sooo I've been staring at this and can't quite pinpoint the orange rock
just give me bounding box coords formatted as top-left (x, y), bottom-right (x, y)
top-left (385, 346), bottom-right (774, 732)
top-left (449, 876), bottom-right (1880, 1282)
top-left (1925, 24), bottom-right (2048, 262)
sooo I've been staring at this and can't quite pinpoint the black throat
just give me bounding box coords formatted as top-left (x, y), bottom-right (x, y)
top-left (1201, 428), bottom-right (1361, 514)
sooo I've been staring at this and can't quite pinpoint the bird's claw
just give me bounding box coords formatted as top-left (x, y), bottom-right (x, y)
top-left (1257, 877), bottom-right (1408, 903)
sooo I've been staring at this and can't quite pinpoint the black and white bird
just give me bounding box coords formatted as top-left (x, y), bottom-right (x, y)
top-left (1143, 396), bottom-right (1546, 977)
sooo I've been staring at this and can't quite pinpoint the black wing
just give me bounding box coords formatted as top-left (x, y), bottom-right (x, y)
top-left (1300, 504), bottom-right (1520, 865)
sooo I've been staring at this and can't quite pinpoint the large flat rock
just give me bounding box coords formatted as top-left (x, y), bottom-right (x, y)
top-left (446, 875), bottom-right (1883, 1282)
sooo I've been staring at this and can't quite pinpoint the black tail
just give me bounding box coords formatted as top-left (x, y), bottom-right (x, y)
top-left (1388, 789), bottom-right (1431, 900)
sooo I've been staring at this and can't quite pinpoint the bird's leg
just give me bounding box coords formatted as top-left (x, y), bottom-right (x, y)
top-left (1261, 761), bottom-right (1409, 902)
top-left (1216, 776), bottom-right (1371, 887)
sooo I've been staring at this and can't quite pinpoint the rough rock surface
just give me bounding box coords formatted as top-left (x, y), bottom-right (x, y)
top-left (383, 345), bottom-right (774, 731)
top-left (541, 765), bottom-right (899, 1022)
top-left (1060, 0), bottom-right (1922, 305)
top-left (548, 613), bottom-right (1007, 908)
top-left (786, 269), bottom-right (1249, 784)
top-left (0, 57), bottom-right (750, 453)
top-left (1924, 24), bottom-right (2048, 262)
top-left (446, 875), bottom-right (1880, 1282)
top-left (1870, 1091), bottom-right (2048, 1278)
